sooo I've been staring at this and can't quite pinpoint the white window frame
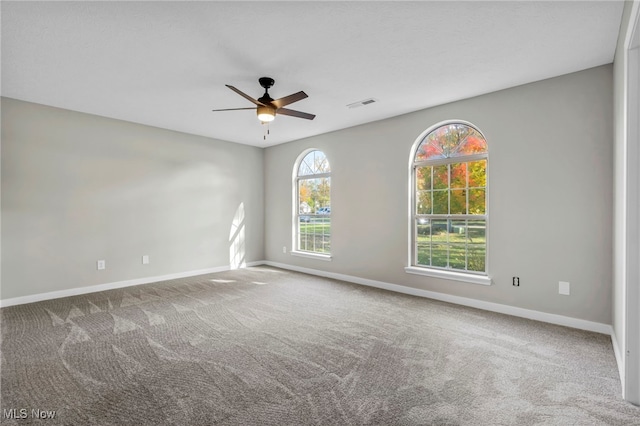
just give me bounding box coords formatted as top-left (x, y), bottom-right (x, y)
top-left (291, 149), bottom-right (332, 260)
top-left (405, 120), bottom-right (491, 285)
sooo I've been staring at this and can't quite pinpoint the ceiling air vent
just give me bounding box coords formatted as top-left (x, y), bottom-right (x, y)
top-left (347, 98), bottom-right (378, 109)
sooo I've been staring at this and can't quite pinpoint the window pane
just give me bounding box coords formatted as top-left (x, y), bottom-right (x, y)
top-left (433, 165), bottom-right (448, 189)
top-left (431, 244), bottom-right (448, 267)
top-left (298, 180), bottom-right (312, 213)
top-left (432, 219), bottom-right (448, 236)
top-left (416, 222), bottom-right (431, 266)
top-left (449, 244), bottom-right (466, 270)
top-left (416, 166), bottom-right (432, 190)
top-left (468, 220), bottom-right (486, 241)
top-left (457, 133), bottom-right (488, 156)
top-left (468, 245), bottom-right (486, 272)
top-left (449, 220), bottom-right (467, 243)
top-left (433, 191), bottom-right (448, 214)
top-left (417, 191), bottom-right (432, 214)
top-left (450, 163), bottom-right (467, 189)
top-left (298, 160), bottom-right (314, 177)
top-left (417, 222), bottom-right (431, 237)
top-left (416, 244), bottom-right (430, 266)
top-left (468, 160), bottom-right (487, 188)
top-left (317, 178), bottom-right (331, 210)
top-left (415, 138), bottom-right (444, 161)
top-left (321, 235), bottom-right (331, 253)
top-left (450, 189), bottom-right (466, 215)
top-left (300, 232), bottom-right (309, 251)
top-left (469, 189), bottom-right (485, 214)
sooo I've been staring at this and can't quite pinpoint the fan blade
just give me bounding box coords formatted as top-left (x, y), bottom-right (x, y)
top-left (271, 91), bottom-right (308, 108)
top-left (277, 108), bottom-right (316, 120)
top-left (211, 107), bottom-right (256, 112)
top-left (226, 85), bottom-right (265, 106)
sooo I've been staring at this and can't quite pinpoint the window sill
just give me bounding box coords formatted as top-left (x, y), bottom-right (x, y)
top-left (404, 266), bottom-right (492, 286)
top-left (290, 251), bottom-right (332, 261)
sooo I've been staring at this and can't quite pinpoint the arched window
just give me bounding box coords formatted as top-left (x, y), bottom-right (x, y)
top-left (293, 150), bottom-right (331, 256)
top-left (409, 121), bottom-right (488, 279)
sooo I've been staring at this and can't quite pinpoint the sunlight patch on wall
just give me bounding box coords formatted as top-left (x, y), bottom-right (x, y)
top-left (229, 202), bottom-right (246, 270)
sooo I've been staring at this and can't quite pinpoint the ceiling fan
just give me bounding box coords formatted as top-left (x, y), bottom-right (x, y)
top-left (212, 77), bottom-right (316, 124)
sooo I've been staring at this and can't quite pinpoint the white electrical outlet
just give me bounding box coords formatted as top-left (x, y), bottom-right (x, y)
top-left (97, 260), bottom-right (106, 270)
top-left (142, 255), bottom-right (149, 265)
top-left (559, 281), bottom-right (570, 295)
top-left (282, 246), bottom-right (287, 254)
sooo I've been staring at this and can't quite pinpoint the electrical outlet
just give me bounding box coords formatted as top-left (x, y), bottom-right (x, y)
top-left (97, 260), bottom-right (106, 270)
top-left (559, 281), bottom-right (570, 295)
top-left (512, 277), bottom-right (520, 286)
top-left (142, 255), bottom-right (149, 265)
top-left (282, 246), bottom-right (287, 254)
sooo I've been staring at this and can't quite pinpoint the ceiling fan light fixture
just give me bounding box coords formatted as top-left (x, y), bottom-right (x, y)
top-left (257, 106), bottom-right (275, 122)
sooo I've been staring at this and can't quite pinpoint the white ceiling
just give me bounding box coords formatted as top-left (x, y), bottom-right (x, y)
top-left (1, 1), bottom-right (624, 147)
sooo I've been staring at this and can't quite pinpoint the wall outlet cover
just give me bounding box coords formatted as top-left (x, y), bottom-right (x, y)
top-left (559, 281), bottom-right (570, 295)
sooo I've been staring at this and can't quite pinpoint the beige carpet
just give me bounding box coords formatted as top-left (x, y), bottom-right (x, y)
top-left (2, 266), bottom-right (639, 425)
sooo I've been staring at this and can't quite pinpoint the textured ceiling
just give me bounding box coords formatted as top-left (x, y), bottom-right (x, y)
top-left (1, 1), bottom-right (625, 147)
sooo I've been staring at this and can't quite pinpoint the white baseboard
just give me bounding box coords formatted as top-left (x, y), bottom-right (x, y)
top-left (262, 261), bottom-right (613, 336)
top-left (0, 261), bottom-right (263, 308)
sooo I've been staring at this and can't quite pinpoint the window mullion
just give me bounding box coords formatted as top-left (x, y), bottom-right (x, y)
top-left (465, 162), bottom-right (469, 215)
top-left (414, 153), bottom-right (487, 168)
top-left (430, 166), bottom-right (434, 215)
top-left (465, 219), bottom-right (469, 271)
top-left (302, 171), bottom-right (331, 180)
top-left (447, 163), bottom-right (451, 269)
top-left (447, 163), bottom-right (451, 215)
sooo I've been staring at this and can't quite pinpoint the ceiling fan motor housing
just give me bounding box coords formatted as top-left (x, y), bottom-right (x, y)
top-left (258, 77), bottom-right (275, 104)
top-left (258, 77), bottom-right (275, 89)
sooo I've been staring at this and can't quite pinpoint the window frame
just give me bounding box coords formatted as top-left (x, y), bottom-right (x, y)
top-left (291, 149), bottom-right (332, 261)
top-left (406, 120), bottom-right (491, 285)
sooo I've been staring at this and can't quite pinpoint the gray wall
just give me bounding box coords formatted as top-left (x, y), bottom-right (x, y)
top-left (1, 97), bottom-right (264, 299)
top-left (265, 65), bottom-right (614, 324)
